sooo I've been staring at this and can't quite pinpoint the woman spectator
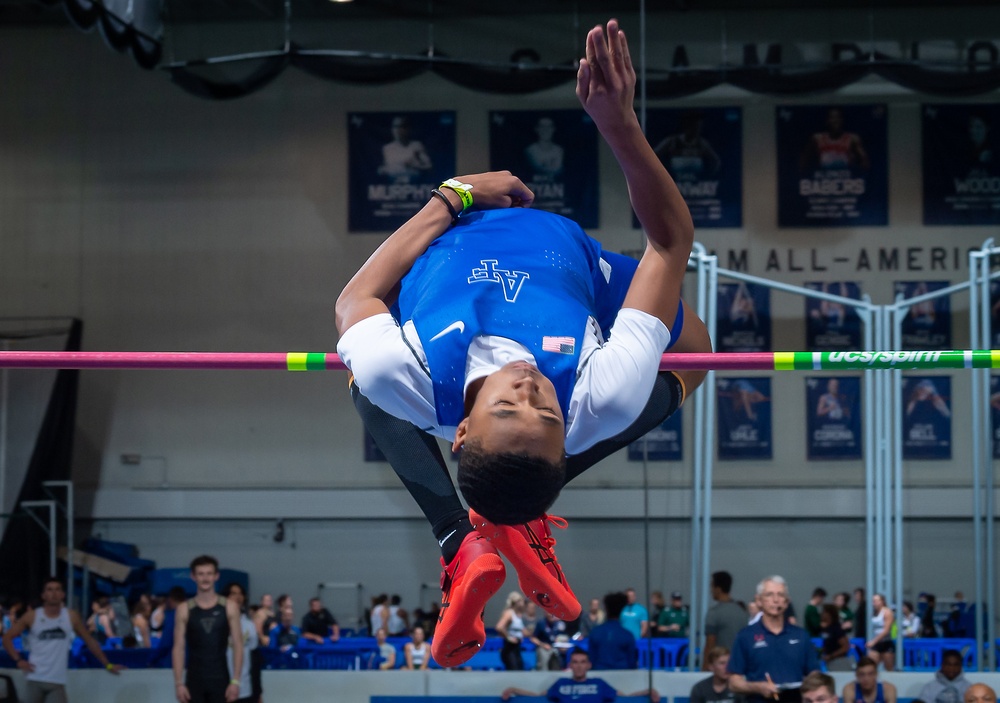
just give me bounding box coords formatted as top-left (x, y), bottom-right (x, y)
top-left (496, 592), bottom-right (527, 671)
top-left (901, 601), bottom-right (921, 638)
top-left (130, 594), bottom-right (152, 647)
top-left (86, 597), bottom-right (114, 645)
top-left (818, 604), bottom-right (852, 671)
top-left (223, 582), bottom-right (261, 703)
top-left (372, 627), bottom-right (396, 670)
top-left (403, 626), bottom-right (430, 670)
top-left (866, 593), bottom-right (896, 671)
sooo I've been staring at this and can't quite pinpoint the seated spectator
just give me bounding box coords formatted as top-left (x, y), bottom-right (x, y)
top-left (577, 598), bottom-right (606, 638)
top-left (834, 592), bottom-right (854, 636)
top-left (587, 592), bottom-right (637, 671)
top-left (530, 611), bottom-right (567, 671)
top-left (268, 598), bottom-right (301, 651)
top-left (691, 646), bottom-right (739, 703)
top-left (501, 648), bottom-right (660, 701)
top-left (149, 586), bottom-right (187, 666)
top-left (131, 594), bottom-right (152, 647)
top-left (86, 596), bottom-right (114, 645)
top-left (843, 657), bottom-right (898, 703)
top-left (965, 684), bottom-right (996, 703)
top-left (386, 594), bottom-right (409, 637)
top-left (656, 591), bottom-right (689, 638)
top-left (919, 650), bottom-right (971, 703)
top-left (403, 626), bottom-right (430, 670)
top-left (801, 672), bottom-right (838, 703)
top-left (371, 627), bottom-right (396, 670)
top-left (301, 597), bottom-right (340, 644)
top-left (804, 588), bottom-right (827, 637)
top-left (818, 604), bottom-right (851, 672)
top-left (901, 601), bottom-right (921, 638)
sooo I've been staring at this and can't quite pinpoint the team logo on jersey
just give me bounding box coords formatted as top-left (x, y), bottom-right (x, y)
top-left (468, 260), bottom-right (530, 303)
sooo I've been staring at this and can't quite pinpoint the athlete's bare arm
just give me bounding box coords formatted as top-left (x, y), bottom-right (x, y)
top-left (225, 599), bottom-right (243, 702)
top-left (173, 601), bottom-right (191, 703)
top-left (576, 19), bottom-right (693, 331)
top-left (2, 609), bottom-right (35, 673)
top-left (335, 172), bottom-right (534, 336)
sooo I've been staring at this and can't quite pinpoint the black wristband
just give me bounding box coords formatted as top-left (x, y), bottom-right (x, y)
top-left (431, 189), bottom-right (459, 222)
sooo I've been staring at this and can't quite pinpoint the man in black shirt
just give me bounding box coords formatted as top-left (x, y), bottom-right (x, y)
top-left (173, 555), bottom-right (244, 703)
top-left (301, 598), bottom-right (340, 644)
top-left (691, 647), bottom-right (740, 703)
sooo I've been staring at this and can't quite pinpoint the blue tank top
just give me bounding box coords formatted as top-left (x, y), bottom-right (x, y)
top-left (855, 682), bottom-right (885, 703)
top-left (397, 208), bottom-right (604, 427)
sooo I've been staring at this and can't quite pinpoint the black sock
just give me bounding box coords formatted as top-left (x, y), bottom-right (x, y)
top-left (436, 515), bottom-right (474, 564)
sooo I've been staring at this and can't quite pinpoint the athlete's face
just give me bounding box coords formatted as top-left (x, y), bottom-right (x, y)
top-left (455, 361), bottom-right (565, 464)
top-left (191, 564), bottom-right (219, 593)
top-left (827, 109), bottom-right (844, 134)
top-left (569, 652), bottom-right (591, 680)
top-left (41, 582), bottom-right (65, 606)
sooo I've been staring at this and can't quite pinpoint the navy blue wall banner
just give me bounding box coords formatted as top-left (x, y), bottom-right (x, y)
top-left (716, 282), bottom-right (771, 352)
top-left (895, 281), bottom-right (952, 350)
top-left (902, 376), bottom-right (952, 460)
top-left (644, 107), bottom-right (743, 228)
top-left (717, 377), bottom-right (772, 460)
top-left (628, 408), bottom-right (682, 462)
top-left (490, 110), bottom-right (599, 228)
top-left (776, 104), bottom-right (888, 227)
top-left (923, 104), bottom-right (1000, 226)
top-left (992, 376), bottom-right (1000, 460)
top-left (805, 281), bottom-right (863, 351)
top-left (806, 376), bottom-right (862, 460)
top-left (348, 111), bottom-right (456, 232)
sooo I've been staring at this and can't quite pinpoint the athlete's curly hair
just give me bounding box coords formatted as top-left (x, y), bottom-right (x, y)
top-left (457, 438), bottom-right (566, 525)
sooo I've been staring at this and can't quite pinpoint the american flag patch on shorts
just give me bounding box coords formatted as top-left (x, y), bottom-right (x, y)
top-left (541, 336), bottom-right (575, 354)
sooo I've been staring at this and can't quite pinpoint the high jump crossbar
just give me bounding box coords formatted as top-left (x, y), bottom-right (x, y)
top-left (0, 349), bottom-right (997, 372)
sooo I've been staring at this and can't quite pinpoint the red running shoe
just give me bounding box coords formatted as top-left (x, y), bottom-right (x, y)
top-left (430, 531), bottom-right (506, 668)
top-left (468, 509), bottom-right (581, 621)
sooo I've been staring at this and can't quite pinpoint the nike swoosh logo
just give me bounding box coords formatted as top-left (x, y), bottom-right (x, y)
top-left (789, 639), bottom-right (799, 644)
top-left (438, 529), bottom-right (457, 547)
top-left (429, 321), bottom-right (465, 342)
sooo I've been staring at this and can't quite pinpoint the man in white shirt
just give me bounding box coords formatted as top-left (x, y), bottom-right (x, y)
top-left (336, 19), bottom-right (709, 669)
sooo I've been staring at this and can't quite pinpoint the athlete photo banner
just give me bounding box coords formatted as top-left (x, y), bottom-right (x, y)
top-left (895, 280), bottom-right (952, 350)
top-left (628, 408), bottom-right (682, 462)
top-left (643, 106), bottom-right (742, 228)
top-left (902, 376), bottom-right (952, 460)
top-left (490, 110), bottom-right (599, 228)
top-left (717, 377), bottom-right (772, 460)
top-left (992, 376), bottom-right (1000, 460)
top-left (776, 104), bottom-right (889, 227)
top-left (805, 281), bottom-right (863, 351)
top-left (922, 104), bottom-right (1000, 226)
top-left (806, 376), bottom-right (862, 460)
top-left (716, 282), bottom-right (771, 352)
top-left (348, 111), bottom-right (456, 232)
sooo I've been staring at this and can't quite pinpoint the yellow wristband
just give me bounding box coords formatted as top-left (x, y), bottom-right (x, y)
top-left (230, 679), bottom-right (240, 686)
top-left (105, 662), bottom-right (113, 671)
top-left (440, 178), bottom-right (473, 211)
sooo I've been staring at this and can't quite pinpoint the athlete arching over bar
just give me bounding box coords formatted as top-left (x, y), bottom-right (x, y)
top-left (335, 19), bottom-right (712, 667)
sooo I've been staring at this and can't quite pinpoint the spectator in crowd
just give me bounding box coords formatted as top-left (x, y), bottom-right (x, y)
top-left (588, 592), bottom-right (637, 670)
top-left (691, 646), bottom-right (739, 703)
top-left (801, 671), bottom-right (837, 703)
top-left (656, 592), bottom-right (689, 638)
top-left (523, 602), bottom-right (541, 644)
top-left (578, 598), bottom-right (606, 638)
top-left (497, 592), bottom-right (528, 671)
top-left (746, 599), bottom-right (761, 624)
top-left (131, 593), bottom-right (152, 648)
top-left (843, 656), bottom-right (898, 703)
top-left (403, 626), bottom-right (431, 670)
top-left (369, 594), bottom-right (389, 636)
top-left (818, 604), bottom-right (851, 672)
top-left (620, 588), bottom-right (649, 641)
top-left (223, 582), bottom-right (262, 703)
top-left (301, 597), bottom-right (340, 644)
top-left (834, 592), bottom-right (855, 636)
top-left (919, 593), bottom-right (940, 638)
top-left (650, 591), bottom-right (667, 625)
top-left (411, 603), bottom-right (440, 638)
top-left (918, 650), bottom-right (971, 703)
top-left (254, 594), bottom-right (276, 646)
top-left (501, 648), bottom-right (660, 702)
top-left (964, 684), bottom-right (996, 703)
top-left (866, 593), bottom-right (896, 671)
top-left (530, 611), bottom-right (567, 671)
top-left (944, 592), bottom-right (968, 638)
top-left (728, 575), bottom-right (819, 703)
top-left (86, 596), bottom-right (114, 645)
top-left (2, 578), bottom-right (122, 703)
top-left (803, 588), bottom-right (827, 637)
top-left (149, 586), bottom-right (187, 666)
top-left (386, 595), bottom-right (409, 636)
top-left (2, 599), bottom-right (26, 635)
top-left (901, 601), bottom-right (921, 638)
top-left (704, 571), bottom-right (748, 667)
top-left (371, 627), bottom-right (396, 670)
top-left (268, 596), bottom-right (301, 651)
top-left (854, 588), bottom-right (867, 640)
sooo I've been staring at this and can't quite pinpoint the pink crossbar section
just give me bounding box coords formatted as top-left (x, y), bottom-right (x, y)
top-left (0, 351), bottom-right (773, 371)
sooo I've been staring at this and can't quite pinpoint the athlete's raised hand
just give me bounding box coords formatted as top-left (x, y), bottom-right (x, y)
top-left (576, 19), bottom-right (638, 136)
